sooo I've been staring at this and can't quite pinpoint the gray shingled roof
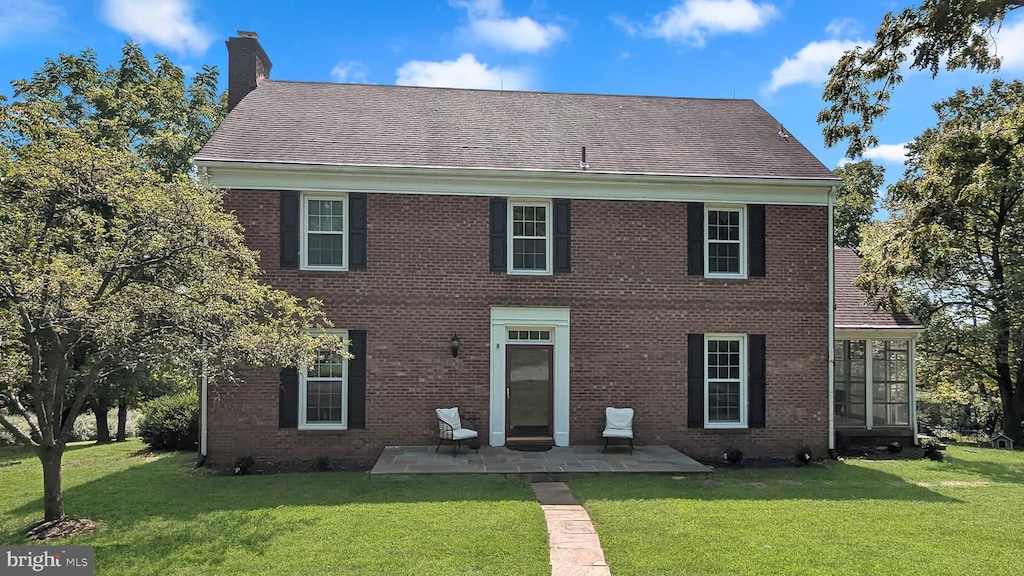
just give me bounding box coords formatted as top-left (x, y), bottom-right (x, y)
top-left (835, 248), bottom-right (921, 328)
top-left (196, 81), bottom-right (837, 180)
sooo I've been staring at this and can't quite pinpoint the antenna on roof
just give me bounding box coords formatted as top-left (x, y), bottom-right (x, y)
top-left (580, 146), bottom-right (589, 170)
top-left (778, 124), bottom-right (790, 141)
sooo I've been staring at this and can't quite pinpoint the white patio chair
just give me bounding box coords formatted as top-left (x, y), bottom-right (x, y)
top-left (435, 407), bottom-right (479, 455)
top-left (603, 407), bottom-right (635, 454)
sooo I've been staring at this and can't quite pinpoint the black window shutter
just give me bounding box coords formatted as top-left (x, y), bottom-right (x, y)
top-left (347, 330), bottom-right (367, 429)
top-left (687, 333), bottom-right (705, 428)
top-left (687, 202), bottom-right (704, 275)
top-left (553, 199), bottom-right (571, 274)
top-left (490, 197), bottom-right (507, 272)
top-left (349, 193), bottom-right (367, 270)
top-left (279, 368), bottom-right (299, 428)
top-left (749, 334), bottom-right (767, 428)
top-left (280, 191), bottom-right (300, 269)
top-left (748, 204), bottom-right (766, 277)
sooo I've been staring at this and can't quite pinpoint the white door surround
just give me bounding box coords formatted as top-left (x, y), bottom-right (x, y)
top-left (490, 307), bottom-right (570, 446)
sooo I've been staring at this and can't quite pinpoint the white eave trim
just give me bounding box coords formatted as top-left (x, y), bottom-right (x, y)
top-left (194, 160), bottom-right (836, 206)
top-left (835, 327), bottom-right (924, 340)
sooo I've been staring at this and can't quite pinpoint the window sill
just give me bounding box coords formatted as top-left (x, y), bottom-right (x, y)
top-left (299, 266), bottom-right (349, 273)
top-left (703, 273), bottom-right (748, 280)
top-left (704, 423), bottom-right (749, 430)
top-left (298, 423), bottom-right (348, 431)
top-left (508, 270), bottom-right (553, 276)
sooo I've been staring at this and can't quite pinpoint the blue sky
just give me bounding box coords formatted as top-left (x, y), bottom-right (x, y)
top-left (2, 0), bottom-right (1023, 189)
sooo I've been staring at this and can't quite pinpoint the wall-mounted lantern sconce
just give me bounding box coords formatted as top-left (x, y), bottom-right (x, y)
top-left (450, 333), bottom-right (462, 358)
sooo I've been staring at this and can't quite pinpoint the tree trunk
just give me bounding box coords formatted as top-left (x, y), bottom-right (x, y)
top-left (91, 400), bottom-right (111, 444)
top-left (116, 401), bottom-right (128, 442)
top-left (1003, 394), bottom-right (1023, 445)
top-left (38, 444), bottom-right (65, 521)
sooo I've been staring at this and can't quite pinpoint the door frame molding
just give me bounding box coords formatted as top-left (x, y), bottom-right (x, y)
top-left (505, 344), bottom-right (554, 439)
top-left (489, 307), bottom-right (570, 447)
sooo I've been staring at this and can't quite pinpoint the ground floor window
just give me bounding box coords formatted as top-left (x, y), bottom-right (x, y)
top-left (300, 332), bottom-right (348, 429)
top-left (706, 335), bottom-right (746, 427)
top-left (835, 337), bottom-right (911, 428)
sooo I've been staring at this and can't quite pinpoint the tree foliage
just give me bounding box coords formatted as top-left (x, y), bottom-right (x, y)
top-left (0, 45), bottom-right (344, 523)
top-left (820, 0), bottom-right (1024, 157)
top-left (857, 78), bottom-right (1024, 443)
top-left (833, 160), bottom-right (884, 250)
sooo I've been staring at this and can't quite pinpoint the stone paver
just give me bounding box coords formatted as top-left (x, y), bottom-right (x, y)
top-left (370, 445), bottom-right (711, 475)
top-left (533, 482), bottom-right (611, 576)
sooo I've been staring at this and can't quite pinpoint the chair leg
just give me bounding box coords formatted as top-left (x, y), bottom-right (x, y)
top-left (603, 438), bottom-right (608, 453)
top-left (436, 438), bottom-right (443, 453)
top-left (629, 438), bottom-right (634, 454)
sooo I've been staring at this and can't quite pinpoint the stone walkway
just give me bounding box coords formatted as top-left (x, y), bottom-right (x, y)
top-left (370, 445), bottom-right (711, 475)
top-left (533, 482), bottom-right (611, 576)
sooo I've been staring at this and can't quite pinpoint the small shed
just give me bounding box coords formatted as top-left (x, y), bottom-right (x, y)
top-left (990, 432), bottom-right (1014, 450)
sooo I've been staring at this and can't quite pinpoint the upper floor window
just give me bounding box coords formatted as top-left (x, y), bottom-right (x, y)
top-left (509, 201), bottom-right (552, 274)
top-left (705, 206), bottom-right (745, 277)
top-left (303, 196), bottom-right (348, 270)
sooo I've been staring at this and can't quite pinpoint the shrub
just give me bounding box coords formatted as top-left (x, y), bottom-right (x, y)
top-left (314, 454), bottom-right (332, 472)
top-left (234, 455), bottom-right (255, 475)
top-left (138, 391), bottom-right (199, 451)
top-left (723, 447), bottom-right (743, 464)
top-left (795, 446), bottom-right (813, 465)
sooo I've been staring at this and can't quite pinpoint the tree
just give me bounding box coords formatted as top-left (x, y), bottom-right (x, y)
top-left (12, 42), bottom-right (223, 181)
top-left (833, 160), bottom-right (885, 250)
top-left (0, 50), bottom-right (344, 525)
top-left (820, 0), bottom-right (1024, 158)
top-left (857, 78), bottom-right (1024, 443)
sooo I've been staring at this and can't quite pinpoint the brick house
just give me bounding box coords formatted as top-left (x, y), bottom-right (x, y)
top-left (193, 32), bottom-right (876, 466)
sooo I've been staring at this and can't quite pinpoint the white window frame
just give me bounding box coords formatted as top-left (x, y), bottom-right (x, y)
top-left (508, 199), bottom-right (553, 275)
top-left (704, 205), bottom-right (746, 279)
top-left (299, 329), bottom-right (349, 430)
top-left (704, 333), bottom-right (748, 429)
top-left (301, 194), bottom-right (348, 271)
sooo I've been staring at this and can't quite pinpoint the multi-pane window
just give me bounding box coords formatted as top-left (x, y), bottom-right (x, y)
top-left (301, 339), bottom-right (347, 428)
top-left (834, 340), bottom-right (867, 426)
top-left (510, 203), bottom-right (550, 273)
top-left (706, 207), bottom-right (744, 276)
top-left (706, 336), bottom-right (745, 426)
top-left (508, 329), bottom-right (552, 342)
top-left (872, 340), bottom-right (910, 426)
top-left (304, 197), bottom-right (346, 269)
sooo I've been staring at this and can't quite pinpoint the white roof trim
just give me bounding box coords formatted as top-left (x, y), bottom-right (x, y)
top-left (195, 160), bottom-right (834, 206)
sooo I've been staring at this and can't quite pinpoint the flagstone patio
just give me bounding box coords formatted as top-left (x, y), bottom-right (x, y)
top-left (369, 445), bottom-right (712, 475)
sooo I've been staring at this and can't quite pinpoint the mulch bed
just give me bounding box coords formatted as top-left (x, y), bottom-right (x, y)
top-left (25, 517), bottom-right (97, 541)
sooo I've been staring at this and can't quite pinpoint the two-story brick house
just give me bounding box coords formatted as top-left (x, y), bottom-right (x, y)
top-left (194, 32), bottom-right (847, 466)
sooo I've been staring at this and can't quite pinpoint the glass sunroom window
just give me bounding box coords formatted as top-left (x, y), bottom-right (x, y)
top-left (872, 340), bottom-right (910, 426)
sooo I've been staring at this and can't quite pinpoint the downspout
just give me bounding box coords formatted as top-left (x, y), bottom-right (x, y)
top-left (197, 359), bottom-right (209, 467)
top-left (827, 187), bottom-right (837, 457)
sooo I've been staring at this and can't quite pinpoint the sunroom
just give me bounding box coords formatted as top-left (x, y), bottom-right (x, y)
top-left (834, 249), bottom-right (924, 448)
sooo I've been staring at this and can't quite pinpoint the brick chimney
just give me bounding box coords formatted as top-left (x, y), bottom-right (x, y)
top-left (226, 31), bottom-right (272, 112)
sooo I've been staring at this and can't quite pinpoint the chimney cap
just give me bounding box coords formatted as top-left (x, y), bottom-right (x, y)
top-left (237, 30), bottom-right (259, 39)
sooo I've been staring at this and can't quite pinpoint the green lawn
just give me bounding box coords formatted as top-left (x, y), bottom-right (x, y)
top-left (571, 446), bottom-right (1024, 576)
top-left (0, 441), bottom-right (550, 575)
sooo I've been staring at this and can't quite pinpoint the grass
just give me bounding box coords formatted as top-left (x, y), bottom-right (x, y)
top-left (570, 446), bottom-right (1024, 576)
top-left (0, 441), bottom-right (550, 575)
top-left (4, 442), bottom-right (1023, 575)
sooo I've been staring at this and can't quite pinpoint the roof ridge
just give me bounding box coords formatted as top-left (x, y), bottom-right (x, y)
top-left (259, 79), bottom-right (759, 103)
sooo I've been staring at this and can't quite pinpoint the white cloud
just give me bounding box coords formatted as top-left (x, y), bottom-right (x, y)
top-left (396, 53), bottom-right (531, 90)
top-left (648, 0), bottom-right (780, 46)
top-left (0, 0), bottom-right (62, 40)
top-left (863, 143), bottom-right (909, 165)
top-left (825, 17), bottom-right (861, 39)
top-left (991, 15), bottom-right (1024, 70)
top-left (331, 61), bottom-right (369, 83)
top-left (765, 38), bottom-right (863, 93)
top-left (450, 0), bottom-right (564, 53)
top-left (101, 0), bottom-right (212, 56)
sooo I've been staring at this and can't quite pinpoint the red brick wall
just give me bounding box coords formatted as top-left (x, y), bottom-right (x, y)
top-left (207, 191), bottom-right (829, 465)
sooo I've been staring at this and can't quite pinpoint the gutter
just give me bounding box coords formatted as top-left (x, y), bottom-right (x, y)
top-left (827, 187), bottom-right (836, 457)
top-left (198, 359), bottom-right (209, 467)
